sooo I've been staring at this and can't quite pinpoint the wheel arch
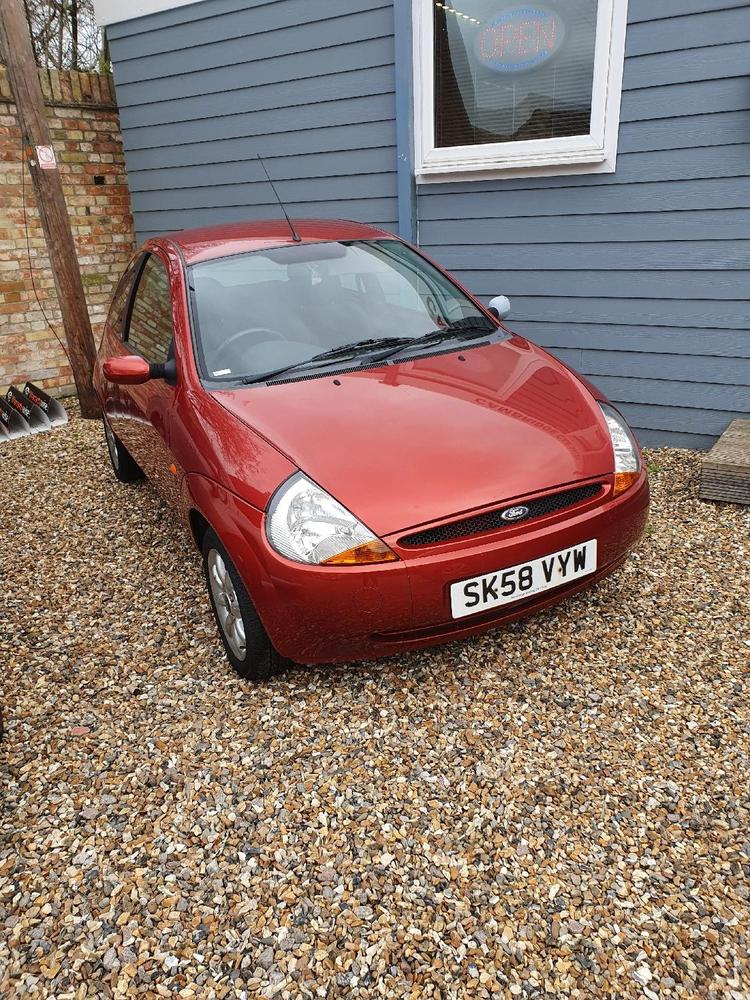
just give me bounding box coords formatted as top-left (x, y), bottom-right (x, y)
top-left (188, 507), bottom-right (211, 550)
top-left (181, 474), bottom-right (269, 617)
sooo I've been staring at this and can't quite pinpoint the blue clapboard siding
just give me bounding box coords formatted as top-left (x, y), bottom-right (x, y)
top-left (105, 0), bottom-right (749, 449)
top-left (107, 0), bottom-right (399, 242)
top-left (417, 5), bottom-right (750, 448)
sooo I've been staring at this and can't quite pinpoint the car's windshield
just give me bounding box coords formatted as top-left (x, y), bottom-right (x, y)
top-left (189, 239), bottom-right (494, 381)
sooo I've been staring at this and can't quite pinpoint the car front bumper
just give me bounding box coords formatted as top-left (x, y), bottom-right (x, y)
top-left (241, 471), bottom-right (649, 664)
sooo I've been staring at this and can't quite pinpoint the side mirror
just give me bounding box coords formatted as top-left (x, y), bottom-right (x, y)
top-left (104, 355), bottom-right (152, 385)
top-left (488, 294), bottom-right (511, 321)
top-left (103, 356), bottom-right (176, 385)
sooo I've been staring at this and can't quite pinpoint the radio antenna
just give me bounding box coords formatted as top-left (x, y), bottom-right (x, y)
top-left (257, 154), bottom-right (301, 243)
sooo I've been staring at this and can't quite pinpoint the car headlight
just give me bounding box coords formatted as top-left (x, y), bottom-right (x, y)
top-left (598, 402), bottom-right (641, 496)
top-left (266, 472), bottom-right (398, 565)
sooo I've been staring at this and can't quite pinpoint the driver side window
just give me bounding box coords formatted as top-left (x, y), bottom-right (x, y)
top-left (106, 255), bottom-right (143, 342)
top-left (126, 254), bottom-right (173, 364)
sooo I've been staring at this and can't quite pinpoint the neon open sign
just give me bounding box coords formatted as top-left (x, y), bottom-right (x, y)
top-left (475, 5), bottom-right (566, 73)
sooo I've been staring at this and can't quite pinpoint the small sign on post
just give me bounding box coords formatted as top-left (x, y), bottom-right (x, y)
top-left (35, 144), bottom-right (57, 170)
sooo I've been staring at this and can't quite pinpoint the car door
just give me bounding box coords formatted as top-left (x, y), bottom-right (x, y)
top-left (116, 251), bottom-right (181, 508)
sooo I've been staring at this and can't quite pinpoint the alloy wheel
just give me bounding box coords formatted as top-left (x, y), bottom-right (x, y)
top-left (207, 548), bottom-right (247, 660)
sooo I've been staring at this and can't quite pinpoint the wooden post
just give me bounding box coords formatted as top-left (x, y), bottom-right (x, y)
top-left (0, 0), bottom-right (100, 418)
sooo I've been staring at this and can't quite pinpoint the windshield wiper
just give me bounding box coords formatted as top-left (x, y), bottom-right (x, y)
top-left (299, 336), bottom-right (416, 364)
top-left (371, 319), bottom-right (496, 363)
top-left (240, 336), bottom-right (415, 385)
top-left (239, 324), bottom-right (497, 385)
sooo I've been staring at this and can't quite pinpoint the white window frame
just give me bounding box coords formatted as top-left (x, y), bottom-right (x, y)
top-left (413, 0), bottom-right (629, 182)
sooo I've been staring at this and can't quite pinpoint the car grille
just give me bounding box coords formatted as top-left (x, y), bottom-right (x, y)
top-left (400, 483), bottom-right (603, 547)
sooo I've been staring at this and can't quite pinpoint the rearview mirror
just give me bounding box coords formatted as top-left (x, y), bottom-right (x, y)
top-left (488, 295), bottom-right (511, 320)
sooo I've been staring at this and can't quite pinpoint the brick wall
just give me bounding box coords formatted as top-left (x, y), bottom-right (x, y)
top-left (0, 66), bottom-right (136, 396)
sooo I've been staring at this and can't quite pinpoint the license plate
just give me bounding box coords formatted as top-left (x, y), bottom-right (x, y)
top-left (450, 539), bottom-right (598, 620)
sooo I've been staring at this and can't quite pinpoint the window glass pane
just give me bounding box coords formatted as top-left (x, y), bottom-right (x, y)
top-left (107, 256), bottom-right (142, 339)
top-left (126, 255), bottom-right (173, 364)
top-left (190, 240), bottom-right (492, 381)
top-left (434, 0), bottom-right (597, 148)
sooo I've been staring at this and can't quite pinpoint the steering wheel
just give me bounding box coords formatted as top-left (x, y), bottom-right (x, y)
top-left (212, 327), bottom-right (284, 368)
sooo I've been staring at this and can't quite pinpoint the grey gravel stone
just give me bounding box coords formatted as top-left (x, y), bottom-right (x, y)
top-left (0, 414), bottom-right (748, 999)
top-left (258, 946), bottom-right (275, 970)
top-left (101, 947), bottom-right (119, 971)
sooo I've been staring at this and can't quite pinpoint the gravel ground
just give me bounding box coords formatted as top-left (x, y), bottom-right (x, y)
top-left (1, 407), bottom-right (749, 1000)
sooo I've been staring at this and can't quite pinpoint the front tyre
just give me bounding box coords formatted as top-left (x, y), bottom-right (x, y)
top-left (202, 528), bottom-right (282, 681)
top-left (103, 417), bottom-right (144, 483)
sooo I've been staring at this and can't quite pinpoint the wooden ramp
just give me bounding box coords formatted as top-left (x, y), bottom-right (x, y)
top-left (700, 419), bottom-right (750, 505)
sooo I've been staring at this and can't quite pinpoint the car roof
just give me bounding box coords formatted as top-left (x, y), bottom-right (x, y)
top-left (158, 218), bottom-right (394, 265)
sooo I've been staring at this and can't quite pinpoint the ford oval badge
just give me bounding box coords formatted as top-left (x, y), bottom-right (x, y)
top-left (500, 505), bottom-right (530, 522)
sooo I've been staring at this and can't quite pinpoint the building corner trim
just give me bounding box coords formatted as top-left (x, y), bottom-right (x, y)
top-left (393, 0), bottom-right (417, 244)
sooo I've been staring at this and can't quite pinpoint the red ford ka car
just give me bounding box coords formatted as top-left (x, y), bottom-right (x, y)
top-left (94, 219), bottom-right (649, 680)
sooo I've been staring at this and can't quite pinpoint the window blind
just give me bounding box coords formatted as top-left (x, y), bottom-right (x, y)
top-left (434, 0), bottom-right (598, 149)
